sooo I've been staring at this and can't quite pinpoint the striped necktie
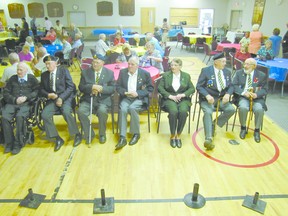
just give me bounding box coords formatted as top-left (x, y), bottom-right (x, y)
top-left (50, 72), bottom-right (54, 91)
top-left (217, 70), bottom-right (225, 90)
top-left (248, 74), bottom-right (252, 88)
top-left (95, 72), bottom-right (100, 84)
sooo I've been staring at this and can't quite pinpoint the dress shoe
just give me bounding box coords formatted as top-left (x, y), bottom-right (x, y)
top-left (54, 137), bottom-right (64, 151)
top-left (115, 137), bottom-right (127, 150)
top-left (254, 131), bottom-right (261, 143)
top-left (129, 134), bottom-right (140, 145)
top-left (176, 139), bottom-right (182, 148)
top-left (204, 138), bottom-right (215, 150)
top-left (170, 139), bottom-right (177, 148)
top-left (99, 135), bottom-right (106, 144)
top-left (11, 146), bottom-right (21, 155)
top-left (73, 133), bottom-right (82, 147)
top-left (4, 145), bottom-right (12, 154)
top-left (239, 128), bottom-right (247, 139)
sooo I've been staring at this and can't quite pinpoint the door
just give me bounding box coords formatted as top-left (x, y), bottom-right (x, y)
top-left (230, 10), bottom-right (242, 31)
top-left (141, 8), bottom-right (155, 34)
top-left (0, 10), bottom-right (7, 28)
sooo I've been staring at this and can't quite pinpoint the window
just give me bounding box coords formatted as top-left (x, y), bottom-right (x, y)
top-left (28, 3), bottom-right (44, 18)
top-left (8, 3), bottom-right (25, 19)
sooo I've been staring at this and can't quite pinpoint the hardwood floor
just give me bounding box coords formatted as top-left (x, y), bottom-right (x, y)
top-left (0, 56), bottom-right (288, 215)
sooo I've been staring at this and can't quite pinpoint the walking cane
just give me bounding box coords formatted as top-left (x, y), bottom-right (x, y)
top-left (88, 95), bottom-right (93, 148)
top-left (214, 98), bottom-right (221, 136)
top-left (246, 88), bottom-right (254, 133)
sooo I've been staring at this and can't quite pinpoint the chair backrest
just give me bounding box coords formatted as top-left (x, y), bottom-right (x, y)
top-left (283, 52), bottom-right (288, 59)
top-left (75, 44), bottom-right (84, 60)
top-left (80, 63), bottom-right (91, 71)
top-left (90, 48), bottom-right (96, 57)
top-left (54, 51), bottom-right (64, 63)
top-left (109, 34), bottom-right (115, 45)
top-left (109, 52), bottom-right (120, 64)
top-left (162, 57), bottom-right (170, 72)
top-left (164, 46), bottom-right (171, 57)
top-left (211, 40), bottom-right (218, 51)
top-left (5, 39), bottom-right (16, 51)
top-left (177, 33), bottom-right (183, 42)
top-left (182, 36), bottom-right (190, 45)
top-left (234, 57), bottom-right (243, 70)
top-left (128, 38), bottom-right (137, 46)
top-left (229, 52), bottom-right (235, 66)
top-left (256, 64), bottom-right (270, 82)
top-left (203, 42), bottom-right (211, 55)
top-left (196, 37), bottom-right (206, 45)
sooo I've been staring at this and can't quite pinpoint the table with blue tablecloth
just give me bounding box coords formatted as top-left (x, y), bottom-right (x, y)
top-left (168, 29), bottom-right (184, 38)
top-left (30, 44), bottom-right (63, 55)
top-left (92, 29), bottom-right (132, 36)
top-left (122, 34), bottom-right (145, 41)
top-left (256, 58), bottom-right (288, 82)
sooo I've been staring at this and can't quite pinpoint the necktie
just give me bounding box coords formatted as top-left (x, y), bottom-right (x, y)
top-left (217, 70), bottom-right (225, 90)
top-left (248, 74), bottom-right (252, 88)
top-left (95, 72), bottom-right (100, 84)
top-left (50, 72), bottom-right (54, 91)
top-left (19, 78), bottom-right (25, 84)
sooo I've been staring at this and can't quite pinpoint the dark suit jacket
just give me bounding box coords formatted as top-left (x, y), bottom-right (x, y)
top-left (158, 71), bottom-right (195, 107)
top-left (196, 65), bottom-right (233, 101)
top-left (232, 69), bottom-right (268, 110)
top-left (40, 66), bottom-right (75, 104)
top-left (78, 66), bottom-right (115, 106)
top-left (117, 68), bottom-right (154, 106)
top-left (4, 74), bottom-right (39, 105)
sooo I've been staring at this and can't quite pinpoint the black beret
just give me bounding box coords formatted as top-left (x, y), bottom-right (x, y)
top-left (93, 54), bottom-right (106, 62)
top-left (43, 55), bottom-right (58, 63)
top-left (213, 52), bottom-right (225, 61)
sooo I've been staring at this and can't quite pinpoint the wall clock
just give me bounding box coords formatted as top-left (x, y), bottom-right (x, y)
top-left (72, 4), bottom-right (79, 10)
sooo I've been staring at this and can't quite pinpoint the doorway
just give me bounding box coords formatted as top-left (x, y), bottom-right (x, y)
top-left (141, 8), bottom-right (155, 34)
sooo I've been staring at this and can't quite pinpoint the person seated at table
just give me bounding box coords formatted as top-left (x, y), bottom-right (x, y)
top-left (154, 26), bottom-right (162, 43)
top-left (18, 45), bottom-right (34, 62)
top-left (24, 36), bottom-right (34, 48)
top-left (95, 33), bottom-right (110, 61)
top-left (158, 58), bottom-right (195, 148)
top-left (114, 31), bottom-right (126, 46)
top-left (232, 58), bottom-right (268, 143)
top-left (8, 28), bottom-right (17, 37)
top-left (144, 32), bottom-right (164, 57)
top-left (140, 41), bottom-right (163, 72)
top-left (31, 47), bottom-right (49, 77)
top-left (61, 36), bottom-right (72, 60)
top-left (2, 62), bottom-right (39, 155)
top-left (78, 55), bottom-right (115, 145)
top-left (44, 27), bottom-right (57, 42)
top-left (257, 39), bottom-right (274, 60)
top-left (239, 31), bottom-right (250, 48)
top-left (72, 33), bottom-right (82, 49)
top-left (234, 45), bottom-right (251, 67)
top-left (269, 28), bottom-right (282, 57)
top-left (0, 52), bottom-right (34, 88)
top-left (116, 43), bottom-right (137, 63)
top-left (32, 43), bottom-right (43, 63)
top-left (115, 56), bottom-right (154, 150)
top-left (69, 23), bottom-right (82, 43)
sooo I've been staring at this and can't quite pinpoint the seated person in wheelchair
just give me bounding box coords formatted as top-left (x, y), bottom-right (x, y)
top-left (196, 52), bottom-right (235, 151)
top-left (2, 62), bottom-right (39, 154)
top-left (40, 55), bottom-right (82, 151)
top-left (78, 55), bottom-right (115, 145)
top-left (232, 58), bottom-right (268, 143)
top-left (115, 56), bottom-right (154, 150)
top-left (158, 58), bottom-right (195, 148)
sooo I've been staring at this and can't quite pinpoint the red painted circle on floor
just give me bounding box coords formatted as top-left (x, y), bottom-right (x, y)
top-left (192, 127), bottom-right (280, 168)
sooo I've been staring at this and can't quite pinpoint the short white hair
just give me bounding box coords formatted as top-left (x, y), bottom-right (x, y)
top-left (252, 24), bottom-right (260, 31)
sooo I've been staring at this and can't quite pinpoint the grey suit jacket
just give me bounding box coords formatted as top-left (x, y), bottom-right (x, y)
top-left (78, 66), bottom-right (115, 106)
top-left (232, 68), bottom-right (268, 110)
top-left (116, 68), bottom-right (154, 106)
top-left (196, 65), bottom-right (233, 101)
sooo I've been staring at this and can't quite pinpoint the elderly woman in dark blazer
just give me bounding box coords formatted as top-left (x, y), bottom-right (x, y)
top-left (158, 58), bottom-right (195, 148)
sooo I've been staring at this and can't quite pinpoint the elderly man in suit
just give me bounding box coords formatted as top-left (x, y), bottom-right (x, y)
top-left (115, 56), bottom-right (154, 150)
top-left (232, 58), bottom-right (268, 143)
top-left (2, 62), bottom-right (39, 154)
top-left (78, 55), bottom-right (115, 144)
top-left (196, 52), bottom-right (235, 150)
top-left (40, 56), bottom-right (82, 151)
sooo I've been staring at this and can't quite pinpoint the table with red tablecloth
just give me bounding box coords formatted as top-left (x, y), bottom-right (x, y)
top-left (216, 43), bottom-right (241, 52)
top-left (104, 62), bottom-right (160, 81)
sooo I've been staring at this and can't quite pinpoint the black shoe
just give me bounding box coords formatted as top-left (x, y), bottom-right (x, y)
top-left (204, 138), bottom-right (215, 150)
top-left (170, 139), bottom-right (177, 148)
top-left (99, 135), bottom-right (106, 144)
top-left (4, 145), bottom-right (12, 154)
top-left (12, 146), bottom-right (21, 155)
top-left (254, 131), bottom-right (261, 143)
top-left (129, 134), bottom-right (140, 145)
top-left (115, 137), bottom-right (127, 150)
top-left (73, 133), bottom-right (82, 147)
top-left (176, 139), bottom-right (182, 148)
top-left (54, 137), bottom-right (64, 151)
top-left (239, 128), bottom-right (247, 139)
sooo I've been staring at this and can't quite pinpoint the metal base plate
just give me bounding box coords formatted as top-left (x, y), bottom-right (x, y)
top-left (93, 197), bottom-right (114, 214)
top-left (242, 195), bottom-right (266, 214)
top-left (184, 193), bottom-right (206, 209)
top-left (19, 193), bottom-right (46, 209)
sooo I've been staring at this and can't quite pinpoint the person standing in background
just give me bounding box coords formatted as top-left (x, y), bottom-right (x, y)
top-left (161, 18), bottom-right (170, 47)
top-left (248, 24), bottom-right (263, 58)
top-left (44, 17), bottom-right (53, 35)
top-left (30, 17), bottom-right (37, 37)
top-left (282, 23), bottom-right (288, 55)
top-left (54, 20), bottom-right (63, 35)
top-left (269, 28), bottom-right (282, 57)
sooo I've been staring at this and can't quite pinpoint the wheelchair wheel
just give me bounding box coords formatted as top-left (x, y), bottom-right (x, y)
top-left (25, 130), bottom-right (34, 144)
top-left (35, 98), bottom-right (46, 131)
